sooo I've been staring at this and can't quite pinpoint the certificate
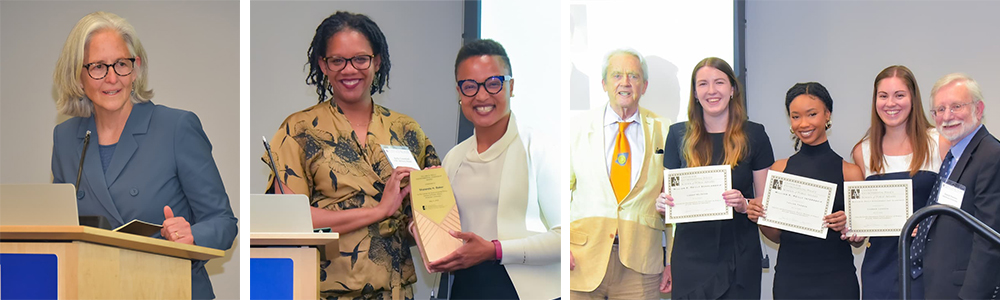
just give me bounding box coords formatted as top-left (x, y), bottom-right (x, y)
top-left (663, 165), bottom-right (732, 224)
top-left (844, 179), bottom-right (913, 237)
top-left (758, 171), bottom-right (837, 239)
top-left (409, 168), bottom-right (462, 264)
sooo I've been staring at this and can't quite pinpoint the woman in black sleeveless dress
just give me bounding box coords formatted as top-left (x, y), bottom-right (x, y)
top-left (657, 57), bottom-right (771, 299)
top-left (747, 82), bottom-right (864, 299)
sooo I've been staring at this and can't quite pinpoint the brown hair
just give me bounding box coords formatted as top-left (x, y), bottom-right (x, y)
top-left (855, 65), bottom-right (933, 176)
top-left (683, 57), bottom-right (748, 167)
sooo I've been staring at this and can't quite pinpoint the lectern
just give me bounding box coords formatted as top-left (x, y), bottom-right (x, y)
top-left (0, 225), bottom-right (224, 299)
top-left (250, 233), bottom-right (339, 300)
top-left (249, 194), bottom-right (338, 300)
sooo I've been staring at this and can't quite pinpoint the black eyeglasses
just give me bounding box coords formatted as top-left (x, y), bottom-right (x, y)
top-left (83, 58), bottom-right (136, 80)
top-left (457, 75), bottom-right (512, 97)
top-left (322, 55), bottom-right (374, 72)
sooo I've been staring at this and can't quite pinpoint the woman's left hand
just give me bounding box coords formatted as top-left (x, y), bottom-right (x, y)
top-left (839, 227), bottom-right (866, 247)
top-left (722, 189), bottom-right (748, 214)
top-left (426, 230), bottom-right (494, 273)
top-left (161, 206), bottom-right (194, 245)
top-left (824, 210), bottom-right (847, 232)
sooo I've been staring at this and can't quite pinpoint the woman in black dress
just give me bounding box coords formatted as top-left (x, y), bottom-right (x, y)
top-left (656, 57), bottom-right (772, 299)
top-left (746, 82), bottom-right (864, 299)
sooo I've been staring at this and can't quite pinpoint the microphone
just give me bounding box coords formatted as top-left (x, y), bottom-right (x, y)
top-left (263, 136), bottom-right (285, 194)
top-left (76, 130), bottom-right (91, 192)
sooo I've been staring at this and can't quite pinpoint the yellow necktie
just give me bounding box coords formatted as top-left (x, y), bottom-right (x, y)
top-left (611, 121), bottom-right (631, 203)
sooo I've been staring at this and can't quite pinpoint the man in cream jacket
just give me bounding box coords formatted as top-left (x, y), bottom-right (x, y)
top-left (570, 49), bottom-right (673, 300)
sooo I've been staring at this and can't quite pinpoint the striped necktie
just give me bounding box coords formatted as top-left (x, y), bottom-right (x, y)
top-left (610, 122), bottom-right (631, 203)
top-left (909, 150), bottom-right (954, 279)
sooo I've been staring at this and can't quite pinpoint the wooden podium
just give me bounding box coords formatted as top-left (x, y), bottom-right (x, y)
top-left (0, 225), bottom-right (223, 299)
top-left (249, 233), bottom-right (338, 300)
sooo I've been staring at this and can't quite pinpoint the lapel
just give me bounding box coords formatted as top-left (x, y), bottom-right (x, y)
top-left (105, 102), bottom-right (153, 187)
top-left (949, 126), bottom-right (990, 184)
top-left (496, 118), bottom-right (529, 237)
top-left (584, 108), bottom-right (616, 201)
top-left (623, 108), bottom-right (655, 204)
top-left (79, 117), bottom-right (124, 224)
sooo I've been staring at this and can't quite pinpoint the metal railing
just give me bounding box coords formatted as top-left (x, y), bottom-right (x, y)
top-left (898, 204), bottom-right (1000, 299)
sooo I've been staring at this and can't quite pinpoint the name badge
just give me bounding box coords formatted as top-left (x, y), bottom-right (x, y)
top-left (936, 179), bottom-right (966, 209)
top-left (380, 145), bottom-right (421, 169)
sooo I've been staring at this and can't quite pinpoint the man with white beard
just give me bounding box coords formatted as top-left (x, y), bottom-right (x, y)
top-left (912, 73), bottom-right (1000, 299)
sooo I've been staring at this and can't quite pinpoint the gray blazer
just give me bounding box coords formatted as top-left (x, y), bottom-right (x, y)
top-left (51, 101), bottom-right (238, 299)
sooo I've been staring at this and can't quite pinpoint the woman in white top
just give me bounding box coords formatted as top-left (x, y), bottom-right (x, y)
top-left (422, 39), bottom-right (560, 300)
top-left (849, 65), bottom-right (949, 300)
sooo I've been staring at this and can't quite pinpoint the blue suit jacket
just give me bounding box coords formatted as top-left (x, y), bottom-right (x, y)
top-left (51, 101), bottom-right (238, 299)
top-left (924, 126), bottom-right (1000, 300)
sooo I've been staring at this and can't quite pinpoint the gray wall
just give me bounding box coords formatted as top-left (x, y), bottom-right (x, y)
top-left (745, 1), bottom-right (1000, 298)
top-left (0, 1), bottom-right (241, 299)
top-left (249, 1), bottom-right (464, 298)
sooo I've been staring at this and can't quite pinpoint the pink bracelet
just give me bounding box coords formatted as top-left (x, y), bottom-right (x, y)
top-left (492, 239), bottom-right (502, 261)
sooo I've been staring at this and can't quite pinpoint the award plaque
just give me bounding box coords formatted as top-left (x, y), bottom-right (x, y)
top-left (409, 168), bottom-right (462, 265)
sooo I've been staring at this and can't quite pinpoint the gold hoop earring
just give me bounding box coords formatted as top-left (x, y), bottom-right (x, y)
top-left (789, 127), bottom-right (794, 134)
top-left (826, 120), bottom-right (832, 130)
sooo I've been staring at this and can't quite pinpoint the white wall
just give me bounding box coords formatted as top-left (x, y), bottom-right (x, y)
top-left (567, 0), bottom-right (734, 123)
top-left (0, 1), bottom-right (241, 299)
top-left (248, 1), bottom-right (463, 298)
top-left (745, 1), bottom-right (1000, 298)
top-left (481, 0), bottom-right (562, 142)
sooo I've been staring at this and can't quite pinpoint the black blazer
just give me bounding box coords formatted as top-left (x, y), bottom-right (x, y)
top-left (924, 126), bottom-right (1000, 299)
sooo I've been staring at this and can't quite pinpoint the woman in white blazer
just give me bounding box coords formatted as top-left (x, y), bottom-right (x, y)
top-left (425, 39), bottom-right (560, 300)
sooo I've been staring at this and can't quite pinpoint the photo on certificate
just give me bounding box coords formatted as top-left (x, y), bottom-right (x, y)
top-left (844, 179), bottom-right (913, 237)
top-left (663, 165), bottom-right (732, 224)
top-left (758, 171), bottom-right (837, 239)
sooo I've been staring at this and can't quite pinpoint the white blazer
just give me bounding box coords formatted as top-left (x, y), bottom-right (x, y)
top-left (442, 115), bottom-right (561, 300)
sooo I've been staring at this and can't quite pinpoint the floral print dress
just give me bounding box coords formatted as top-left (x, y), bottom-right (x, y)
top-left (265, 101), bottom-right (440, 300)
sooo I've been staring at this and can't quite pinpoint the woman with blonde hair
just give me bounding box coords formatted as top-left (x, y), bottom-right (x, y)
top-left (656, 57), bottom-right (772, 299)
top-left (50, 11), bottom-right (237, 299)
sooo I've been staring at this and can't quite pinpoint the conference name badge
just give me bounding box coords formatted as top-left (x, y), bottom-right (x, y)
top-left (380, 145), bottom-right (421, 169)
top-left (936, 179), bottom-right (966, 209)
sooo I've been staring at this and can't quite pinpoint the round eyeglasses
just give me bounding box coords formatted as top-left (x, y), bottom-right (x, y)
top-left (457, 75), bottom-right (512, 97)
top-left (930, 101), bottom-right (976, 117)
top-left (83, 58), bottom-right (136, 80)
top-left (323, 55), bottom-right (374, 72)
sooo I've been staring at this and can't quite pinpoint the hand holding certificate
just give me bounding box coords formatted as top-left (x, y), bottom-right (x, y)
top-left (663, 165), bottom-right (733, 224)
top-left (758, 171), bottom-right (837, 239)
top-left (844, 179), bottom-right (913, 237)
